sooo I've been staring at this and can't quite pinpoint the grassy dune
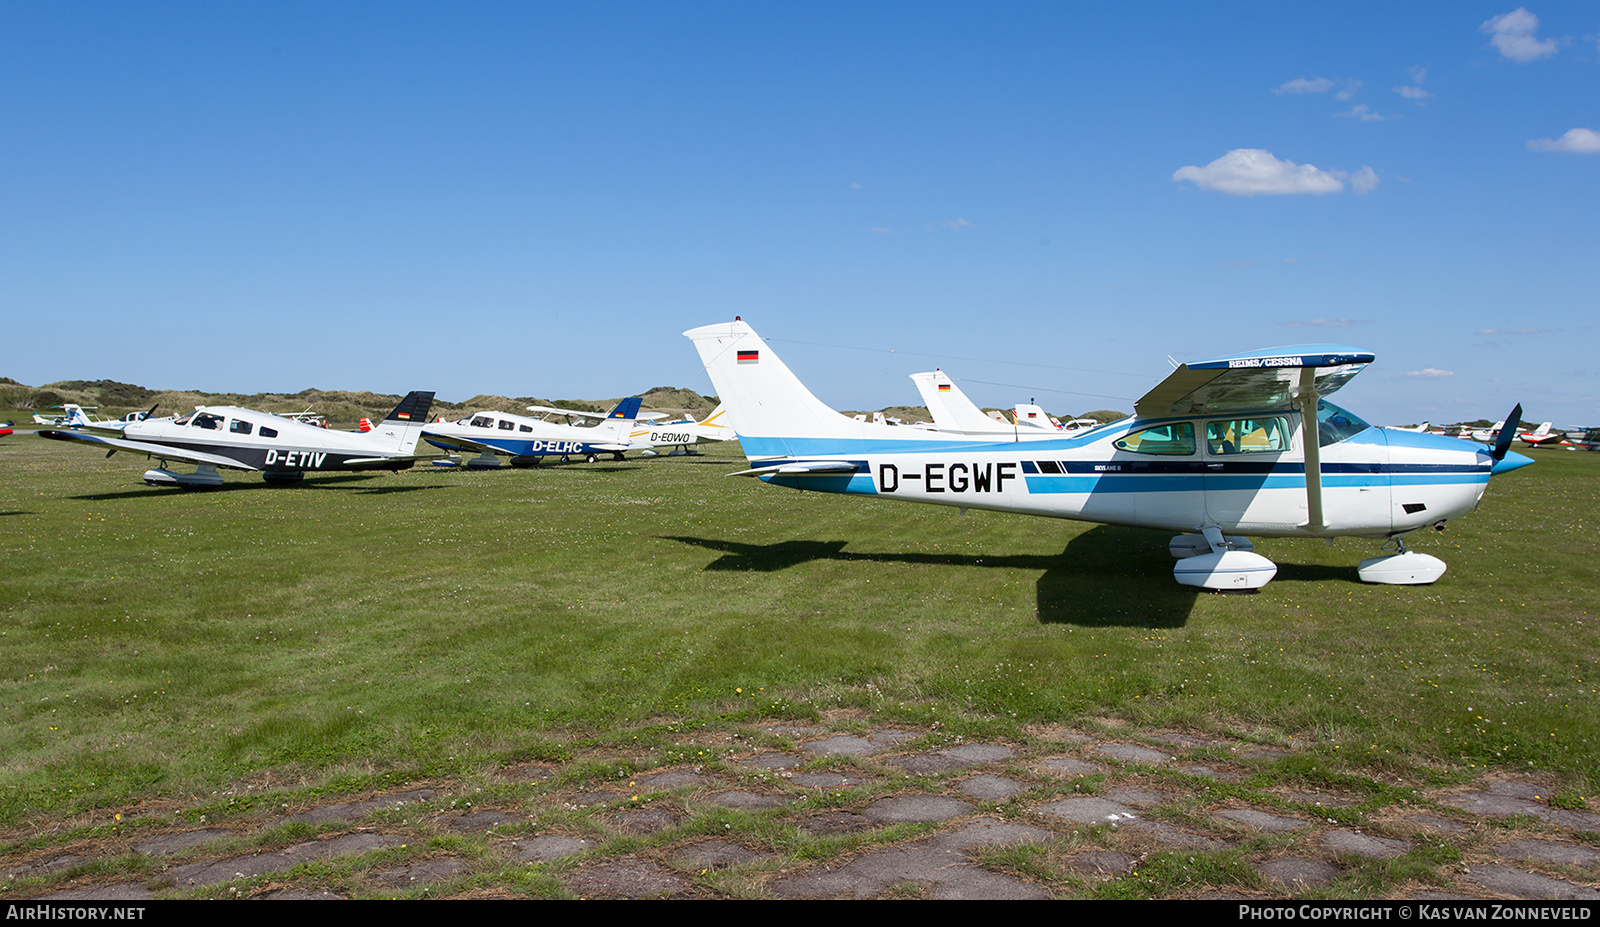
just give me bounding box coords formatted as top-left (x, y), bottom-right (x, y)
top-left (0, 432), bottom-right (1594, 825)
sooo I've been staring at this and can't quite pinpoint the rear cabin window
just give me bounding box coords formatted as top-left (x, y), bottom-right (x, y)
top-left (260, 426), bottom-right (278, 439)
top-left (229, 420), bottom-right (253, 435)
top-left (1113, 422), bottom-right (1195, 455)
top-left (499, 420), bottom-right (515, 430)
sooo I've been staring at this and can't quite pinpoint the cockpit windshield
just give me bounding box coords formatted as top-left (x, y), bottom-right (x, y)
top-left (1317, 400), bottom-right (1371, 447)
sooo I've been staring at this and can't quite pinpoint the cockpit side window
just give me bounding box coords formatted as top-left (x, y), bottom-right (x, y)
top-left (1113, 422), bottom-right (1195, 455)
top-left (470, 416), bottom-right (495, 428)
top-left (1206, 417), bottom-right (1289, 455)
top-left (192, 413), bottom-right (224, 430)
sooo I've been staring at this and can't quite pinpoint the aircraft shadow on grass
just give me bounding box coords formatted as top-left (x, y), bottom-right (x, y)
top-left (655, 524), bottom-right (1332, 628)
top-left (67, 473), bottom-right (452, 502)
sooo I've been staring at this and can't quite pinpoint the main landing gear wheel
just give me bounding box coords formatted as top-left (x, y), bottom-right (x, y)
top-left (1358, 536), bottom-right (1446, 585)
top-left (1171, 526), bottom-right (1276, 591)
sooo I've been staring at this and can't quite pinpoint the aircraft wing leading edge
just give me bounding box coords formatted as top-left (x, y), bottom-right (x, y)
top-left (1134, 347), bottom-right (1374, 420)
top-left (36, 430), bottom-right (259, 471)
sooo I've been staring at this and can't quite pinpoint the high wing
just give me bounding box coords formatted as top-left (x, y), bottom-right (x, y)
top-left (36, 429), bottom-right (258, 470)
top-left (1134, 346), bottom-right (1374, 419)
top-left (526, 404), bottom-right (666, 422)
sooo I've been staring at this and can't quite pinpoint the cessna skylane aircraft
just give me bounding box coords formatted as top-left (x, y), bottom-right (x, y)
top-left (685, 319), bottom-right (1533, 591)
top-left (422, 397), bottom-right (644, 468)
top-left (38, 392), bottom-right (436, 487)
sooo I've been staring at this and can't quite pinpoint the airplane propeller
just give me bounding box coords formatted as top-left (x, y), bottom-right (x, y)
top-left (1491, 403), bottom-right (1522, 462)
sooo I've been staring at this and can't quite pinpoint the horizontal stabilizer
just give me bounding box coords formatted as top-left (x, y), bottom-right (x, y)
top-left (730, 460), bottom-right (859, 478)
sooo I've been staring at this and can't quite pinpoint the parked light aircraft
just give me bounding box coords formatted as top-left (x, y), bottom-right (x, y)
top-left (684, 319), bottom-right (1533, 591)
top-left (38, 392), bottom-right (436, 487)
top-left (1515, 422), bottom-right (1564, 448)
top-left (910, 370), bottom-right (1099, 438)
top-left (30, 404), bottom-right (160, 432)
top-left (627, 404), bottom-right (737, 455)
top-left (421, 397), bottom-right (644, 467)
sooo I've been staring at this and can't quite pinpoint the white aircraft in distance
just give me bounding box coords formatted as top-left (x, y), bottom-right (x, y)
top-left (909, 370), bottom-right (1057, 439)
top-left (1515, 422), bottom-right (1564, 448)
top-left (37, 392), bottom-right (436, 488)
top-left (626, 404), bottom-right (738, 455)
top-left (684, 318), bottom-right (1533, 591)
top-left (421, 397), bottom-right (644, 468)
top-left (31, 403), bottom-right (162, 432)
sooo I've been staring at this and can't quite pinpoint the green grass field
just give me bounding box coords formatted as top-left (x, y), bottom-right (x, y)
top-left (1, 430), bottom-right (1595, 827)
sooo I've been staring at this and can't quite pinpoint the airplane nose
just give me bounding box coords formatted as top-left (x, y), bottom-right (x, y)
top-left (1492, 450), bottom-right (1534, 475)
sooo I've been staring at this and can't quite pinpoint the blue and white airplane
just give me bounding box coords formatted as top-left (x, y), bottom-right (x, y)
top-left (422, 397), bottom-right (645, 468)
top-left (685, 319), bottom-right (1533, 591)
top-left (31, 403), bottom-right (162, 432)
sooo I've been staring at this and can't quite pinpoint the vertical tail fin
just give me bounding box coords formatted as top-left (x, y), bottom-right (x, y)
top-left (591, 397), bottom-right (644, 441)
top-left (683, 319), bottom-right (958, 460)
top-left (374, 391), bottom-right (436, 453)
top-left (909, 369), bottom-right (1012, 436)
top-left (696, 403), bottom-right (737, 440)
top-left (683, 320), bottom-right (867, 453)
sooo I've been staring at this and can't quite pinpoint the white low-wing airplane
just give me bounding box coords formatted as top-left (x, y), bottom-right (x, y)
top-left (684, 319), bottom-right (1533, 591)
top-left (38, 392), bottom-right (436, 487)
top-left (421, 397), bottom-right (644, 467)
top-left (627, 404), bottom-right (738, 455)
top-left (1515, 422), bottom-right (1564, 448)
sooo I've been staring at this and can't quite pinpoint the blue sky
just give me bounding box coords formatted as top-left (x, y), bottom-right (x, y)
top-left (3, 3), bottom-right (1595, 426)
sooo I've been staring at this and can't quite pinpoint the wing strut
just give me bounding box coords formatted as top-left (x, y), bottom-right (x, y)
top-left (1296, 368), bottom-right (1325, 532)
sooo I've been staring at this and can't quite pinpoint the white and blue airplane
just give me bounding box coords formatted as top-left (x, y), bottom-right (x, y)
top-left (31, 403), bottom-right (162, 432)
top-left (685, 319), bottom-right (1533, 591)
top-left (422, 397), bottom-right (645, 468)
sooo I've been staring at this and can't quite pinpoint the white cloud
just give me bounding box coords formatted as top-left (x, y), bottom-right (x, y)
top-left (1273, 77), bottom-right (1360, 99)
top-left (1279, 318), bottom-right (1367, 328)
top-left (1527, 128), bottom-right (1600, 153)
top-left (1273, 77), bottom-right (1335, 94)
top-left (1480, 8), bottom-right (1559, 62)
top-left (1172, 149), bottom-right (1378, 196)
top-left (1394, 85), bottom-right (1432, 102)
top-left (1340, 104), bottom-right (1387, 122)
top-left (1406, 368), bottom-right (1456, 379)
